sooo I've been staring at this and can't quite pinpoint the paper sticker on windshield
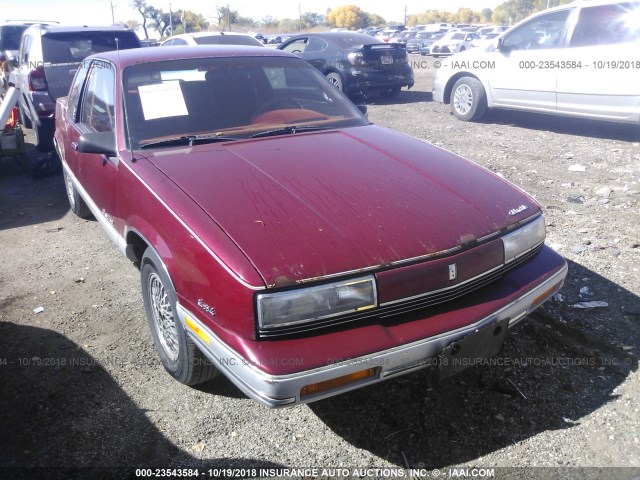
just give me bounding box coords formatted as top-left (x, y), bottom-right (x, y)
top-left (138, 81), bottom-right (188, 120)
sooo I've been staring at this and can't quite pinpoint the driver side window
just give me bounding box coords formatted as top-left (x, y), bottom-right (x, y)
top-left (80, 61), bottom-right (116, 133)
top-left (502, 10), bottom-right (570, 50)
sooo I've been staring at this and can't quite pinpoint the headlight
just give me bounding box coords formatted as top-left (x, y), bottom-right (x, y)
top-left (502, 215), bottom-right (546, 264)
top-left (257, 276), bottom-right (377, 330)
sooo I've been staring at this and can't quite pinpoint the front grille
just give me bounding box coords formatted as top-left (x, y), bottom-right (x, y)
top-left (257, 244), bottom-right (543, 339)
top-left (433, 45), bottom-right (452, 54)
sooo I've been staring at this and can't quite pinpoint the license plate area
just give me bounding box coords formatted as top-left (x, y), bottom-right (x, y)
top-left (438, 318), bottom-right (510, 380)
top-left (381, 55), bottom-right (393, 65)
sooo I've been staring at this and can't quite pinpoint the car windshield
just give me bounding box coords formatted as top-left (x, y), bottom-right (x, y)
top-left (123, 56), bottom-right (368, 149)
top-left (450, 33), bottom-right (466, 40)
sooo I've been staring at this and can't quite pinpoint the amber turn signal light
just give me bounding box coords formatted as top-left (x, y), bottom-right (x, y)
top-left (300, 367), bottom-right (379, 398)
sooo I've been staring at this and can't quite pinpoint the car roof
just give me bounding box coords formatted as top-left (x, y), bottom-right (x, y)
top-left (90, 45), bottom-right (294, 68)
top-left (180, 31), bottom-right (253, 38)
top-left (25, 24), bottom-right (136, 34)
top-left (287, 31), bottom-right (383, 43)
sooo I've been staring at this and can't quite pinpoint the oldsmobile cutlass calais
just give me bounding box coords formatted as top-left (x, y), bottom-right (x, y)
top-left (54, 46), bottom-right (567, 407)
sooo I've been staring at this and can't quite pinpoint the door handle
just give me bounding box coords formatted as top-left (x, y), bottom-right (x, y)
top-left (71, 142), bottom-right (78, 151)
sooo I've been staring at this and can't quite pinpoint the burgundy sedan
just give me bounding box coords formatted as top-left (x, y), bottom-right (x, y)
top-left (54, 46), bottom-right (567, 407)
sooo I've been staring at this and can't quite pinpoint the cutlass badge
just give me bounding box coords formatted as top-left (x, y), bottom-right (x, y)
top-left (508, 204), bottom-right (528, 216)
top-left (197, 299), bottom-right (216, 316)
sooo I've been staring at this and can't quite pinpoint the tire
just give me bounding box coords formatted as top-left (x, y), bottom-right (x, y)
top-left (63, 168), bottom-right (93, 219)
top-left (325, 72), bottom-right (343, 92)
top-left (460, 46), bottom-right (466, 52)
top-left (34, 119), bottom-right (55, 152)
top-left (141, 248), bottom-right (219, 386)
top-left (381, 86), bottom-right (402, 98)
top-left (450, 76), bottom-right (488, 122)
top-left (19, 107), bottom-right (33, 129)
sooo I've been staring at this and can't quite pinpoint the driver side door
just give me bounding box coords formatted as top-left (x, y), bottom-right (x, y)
top-left (74, 61), bottom-right (123, 236)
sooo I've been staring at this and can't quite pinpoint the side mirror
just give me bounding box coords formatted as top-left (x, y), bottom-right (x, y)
top-left (78, 131), bottom-right (116, 156)
top-left (356, 104), bottom-right (368, 117)
top-left (496, 37), bottom-right (510, 53)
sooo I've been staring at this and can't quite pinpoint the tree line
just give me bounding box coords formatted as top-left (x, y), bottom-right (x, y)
top-left (129, 0), bottom-right (574, 39)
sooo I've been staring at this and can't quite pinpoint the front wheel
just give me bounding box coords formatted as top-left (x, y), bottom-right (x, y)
top-left (141, 249), bottom-right (219, 386)
top-left (325, 72), bottom-right (343, 92)
top-left (450, 77), bottom-right (487, 122)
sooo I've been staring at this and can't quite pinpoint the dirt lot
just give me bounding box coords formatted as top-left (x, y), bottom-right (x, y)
top-left (1, 59), bottom-right (639, 479)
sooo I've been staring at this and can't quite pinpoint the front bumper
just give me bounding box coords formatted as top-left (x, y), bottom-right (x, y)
top-left (432, 67), bottom-right (449, 103)
top-left (432, 45), bottom-right (454, 56)
top-left (178, 247), bottom-right (567, 408)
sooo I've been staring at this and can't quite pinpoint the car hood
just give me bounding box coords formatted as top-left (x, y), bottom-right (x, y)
top-left (146, 125), bottom-right (539, 287)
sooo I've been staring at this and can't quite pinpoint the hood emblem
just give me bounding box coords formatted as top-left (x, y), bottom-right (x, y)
top-left (508, 204), bottom-right (529, 216)
top-left (448, 263), bottom-right (457, 281)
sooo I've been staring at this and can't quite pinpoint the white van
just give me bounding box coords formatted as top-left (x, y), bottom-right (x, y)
top-left (433, 0), bottom-right (640, 124)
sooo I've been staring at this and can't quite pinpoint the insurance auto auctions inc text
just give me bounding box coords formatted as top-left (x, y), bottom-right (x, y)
top-left (246, 467), bottom-right (495, 478)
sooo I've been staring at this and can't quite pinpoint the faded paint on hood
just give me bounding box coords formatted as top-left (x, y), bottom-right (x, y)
top-left (146, 125), bottom-right (539, 287)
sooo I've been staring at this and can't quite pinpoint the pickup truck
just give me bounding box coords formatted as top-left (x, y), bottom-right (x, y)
top-left (54, 46), bottom-right (567, 407)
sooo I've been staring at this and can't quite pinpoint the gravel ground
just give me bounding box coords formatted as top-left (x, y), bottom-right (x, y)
top-left (0, 58), bottom-right (639, 480)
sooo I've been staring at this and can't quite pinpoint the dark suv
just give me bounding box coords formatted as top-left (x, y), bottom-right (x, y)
top-left (10, 24), bottom-right (140, 151)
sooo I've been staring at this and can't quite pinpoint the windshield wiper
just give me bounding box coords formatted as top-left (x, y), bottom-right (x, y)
top-left (140, 134), bottom-right (237, 149)
top-left (250, 125), bottom-right (331, 139)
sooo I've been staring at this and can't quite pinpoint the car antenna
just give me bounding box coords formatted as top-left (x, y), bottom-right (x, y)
top-left (115, 37), bottom-right (135, 161)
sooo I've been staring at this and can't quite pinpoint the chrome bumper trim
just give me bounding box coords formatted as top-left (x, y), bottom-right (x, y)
top-left (178, 261), bottom-right (567, 408)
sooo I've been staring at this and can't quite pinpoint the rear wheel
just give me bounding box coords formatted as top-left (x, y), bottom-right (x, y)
top-left (325, 72), bottom-right (343, 92)
top-left (63, 168), bottom-right (92, 219)
top-left (34, 119), bottom-right (55, 152)
top-left (141, 248), bottom-right (219, 386)
top-left (19, 107), bottom-right (33, 129)
top-left (450, 77), bottom-right (487, 122)
top-left (381, 86), bottom-right (402, 98)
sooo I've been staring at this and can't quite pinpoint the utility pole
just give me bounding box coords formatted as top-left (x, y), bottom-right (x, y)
top-left (299, 3), bottom-right (302, 32)
top-left (404, 5), bottom-right (407, 25)
top-left (110, 0), bottom-right (115, 24)
top-left (169, 2), bottom-right (173, 35)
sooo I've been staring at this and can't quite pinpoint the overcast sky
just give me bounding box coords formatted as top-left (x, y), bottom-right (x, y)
top-left (7, 0), bottom-right (505, 27)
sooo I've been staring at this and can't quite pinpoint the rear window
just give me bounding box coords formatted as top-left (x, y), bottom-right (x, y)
top-left (42, 31), bottom-right (140, 63)
top-left (571, 2), bottom-right (640, 46)
top-left (333, 34), bottom-right (384, 47)
top-left (194, 35), bottom-right (262, 46)
top-left (0, 25), bottom-right (29, 50)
